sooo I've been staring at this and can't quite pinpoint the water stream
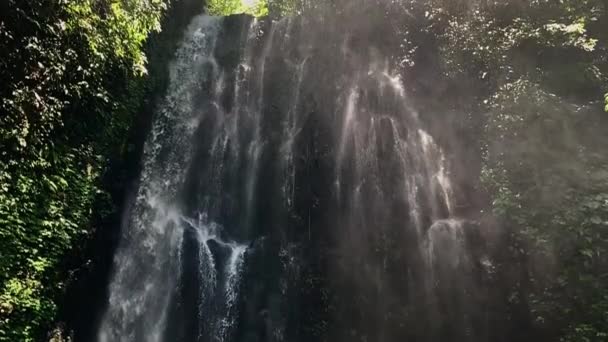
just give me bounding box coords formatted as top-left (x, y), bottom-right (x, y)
top-left (98, 11), bottom-right (493, 342)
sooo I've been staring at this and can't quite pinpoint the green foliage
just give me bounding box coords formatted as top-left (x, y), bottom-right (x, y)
top-left (207, 0), bottom-right (269, 16)
top-left (481, 76), bottom-right (608, 340)
top-left (205, 0), bottom-right (300, 17)
top-left (0, 0), bottom-right (167, 339)
top-left (431, 0), bottom-right (605, 94)
top-left (409, 0), bottom-right (608, 339)
top-left (0, 147), bottom-right (99, 340)
top-left (66, 0), bottom-right (166, 75)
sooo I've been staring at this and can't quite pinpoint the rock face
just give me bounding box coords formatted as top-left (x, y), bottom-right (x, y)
top-left (93, 6), bottom-right (510, 342)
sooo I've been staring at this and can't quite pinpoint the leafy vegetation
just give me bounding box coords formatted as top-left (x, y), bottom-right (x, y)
top-left (0, 0), bottom-right (166, 340)
top-left (413, 0), bottom-right (608, 339)
top-left (207, 0), bottom-right (268, 16)
top-left (482, 79), bottom-right (608, 340)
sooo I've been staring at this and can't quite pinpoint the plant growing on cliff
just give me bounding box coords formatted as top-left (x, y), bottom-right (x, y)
top-left (395, 0), bottom-right (608, 339)
top-left (0, 0), bottom-right (167, 340)
top-left (207, 0), bottom-right (269, 16)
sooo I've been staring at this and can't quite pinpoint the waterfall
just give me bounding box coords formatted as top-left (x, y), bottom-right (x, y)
top-left (98, 11), bottom-right (493, 342)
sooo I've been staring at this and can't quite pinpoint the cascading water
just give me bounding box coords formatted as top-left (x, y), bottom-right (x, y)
top-left (98, 8), bottom-right (498, 342)
top-left (98, 17), bottom-right (249, 342)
